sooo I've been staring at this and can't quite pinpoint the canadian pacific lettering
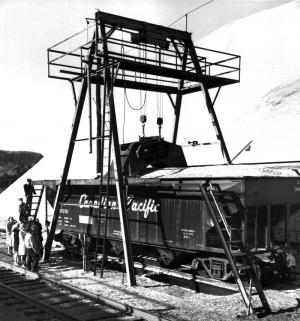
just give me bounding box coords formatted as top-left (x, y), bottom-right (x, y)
top-left (78, 194), bottom-right (160, 218)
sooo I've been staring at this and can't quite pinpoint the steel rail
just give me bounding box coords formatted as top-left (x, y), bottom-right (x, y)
top-left (0, 265), bottom-right (155, 320)
top-left (39, 274), bottom-right (171, 321)
top-left (0, 280), bottom-right (82, 321)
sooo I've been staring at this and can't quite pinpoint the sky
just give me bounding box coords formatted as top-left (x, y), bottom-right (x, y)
top-left (0, 0), bottom-right (292, 158)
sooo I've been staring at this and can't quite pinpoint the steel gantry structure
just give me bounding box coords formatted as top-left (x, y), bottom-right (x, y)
top-left (44, 11), bottom-right (241, 286)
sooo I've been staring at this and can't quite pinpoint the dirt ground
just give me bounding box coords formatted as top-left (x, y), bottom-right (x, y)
top-left (0, 233), bottom-right (300, 321)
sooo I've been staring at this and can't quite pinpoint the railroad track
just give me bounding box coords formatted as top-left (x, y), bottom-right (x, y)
top-left (0, 266), bottom-right (165, 321)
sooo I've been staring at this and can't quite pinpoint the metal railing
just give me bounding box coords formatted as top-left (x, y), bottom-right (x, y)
top-left (47, 23), bottom-right (241, 90)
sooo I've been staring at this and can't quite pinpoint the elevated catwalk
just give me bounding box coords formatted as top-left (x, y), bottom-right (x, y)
top-left (48, 12), bottom-right (240, 95)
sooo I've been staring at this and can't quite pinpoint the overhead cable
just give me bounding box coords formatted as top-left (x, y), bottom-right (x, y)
top-left (168, 0), bottom-right (216, 28)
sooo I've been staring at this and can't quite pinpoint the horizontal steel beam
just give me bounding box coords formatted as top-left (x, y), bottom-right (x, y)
top-left (96, 11), bottom-right (191, 41)
top-left (182, 79), bottom-right (238, 95)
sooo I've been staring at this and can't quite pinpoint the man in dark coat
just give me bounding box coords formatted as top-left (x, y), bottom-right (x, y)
top-left (23, 178), bottom-right (36, 210)
top-left (24, 224), bottom-right (43, 272)
top-left (18, 198), bottom-right (28, 223)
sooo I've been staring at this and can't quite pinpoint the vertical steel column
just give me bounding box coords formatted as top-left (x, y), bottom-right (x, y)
top-left (99, 18), bottom-right (136, 286)
top-left (82, 234), bottom-right (87, 271)
top-left (96, 84), bottom-right (101, 172)
top-left (44, 36), bottom-right (96, 261)
top-left (172, 48), bottom-right (188, 144)
top-left (44, 185), bottom-right (48, 234)
top-left (95, 20), bottom-right (102, 173)
top-left (267, 205), bottom-right (271, 249)
top-left (87, 63), bottom-right (93, 154)
top-left (186, 39), bottom-right (231, 164)
top-left (286, 204), bottom-right (289, 245)
top-left (255, 207), bottom-right (258, 251)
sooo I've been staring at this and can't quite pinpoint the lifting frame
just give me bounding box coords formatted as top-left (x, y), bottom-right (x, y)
top-left (44, 11), bottom-right (242, 288)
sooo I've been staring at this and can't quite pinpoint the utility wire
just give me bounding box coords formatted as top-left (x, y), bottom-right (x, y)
top-left (168, 0), bottom-right (216, 28)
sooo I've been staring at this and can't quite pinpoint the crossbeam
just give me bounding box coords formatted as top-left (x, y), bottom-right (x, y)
top-left (95, 11), bottom-right (192, 41)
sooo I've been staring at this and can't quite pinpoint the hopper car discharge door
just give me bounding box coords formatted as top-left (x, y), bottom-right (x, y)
top-left (200, 181), bottom-right (271, 315)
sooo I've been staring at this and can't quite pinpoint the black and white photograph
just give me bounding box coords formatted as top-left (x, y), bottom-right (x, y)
top-left (0, 1), bottom-right (299, 320)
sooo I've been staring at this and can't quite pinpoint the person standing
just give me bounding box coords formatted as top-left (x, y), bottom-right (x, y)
top-left (24, 224), bottom-right (43, 272)
top-left (34, 218), bottom-right (44, 249)
top-left (23, 178), bottom-right (36, 210)
top-left (42, 220), bottom-right (50, 246)
top-left (6, 217), bottom-right (16, 255)
top-left (18, 223), bottom-right (27, 268)
top-left (11, 221), bottom-right (20, 266)
top-left (18, 198), bottom-right (28, 223)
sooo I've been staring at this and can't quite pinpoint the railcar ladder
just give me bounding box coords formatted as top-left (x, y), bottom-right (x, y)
top-left (200, 181), bottom-right (271, 315)
top-left (29, 185), bottom-right (44, 218)
top-left (93, 65), bottom-right (117, 277)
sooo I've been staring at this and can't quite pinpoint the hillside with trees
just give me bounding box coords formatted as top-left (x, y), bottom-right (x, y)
top-left (0, 151), bottom-right (43, 193)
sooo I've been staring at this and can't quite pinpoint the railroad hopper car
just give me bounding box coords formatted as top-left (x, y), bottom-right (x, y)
top-left (54, 161), bottom-right (300, 282)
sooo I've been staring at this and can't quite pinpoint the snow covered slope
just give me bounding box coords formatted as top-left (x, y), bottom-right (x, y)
top-left (184, 0), bottom-right (300, 163)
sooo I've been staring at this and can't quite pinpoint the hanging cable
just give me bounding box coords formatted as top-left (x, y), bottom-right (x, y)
top-left (121, 42), bottom-right (147, 111)
top-left (156, 47), bottom-right (164, 138)
top-left (123, 86), bottom-right (126, 143)
top-left (168, 0), bottom-right (215, 28)
top-left (140, 44), bottom-right (147, 138)
top-left (124, 86), bottom-right (147, 110)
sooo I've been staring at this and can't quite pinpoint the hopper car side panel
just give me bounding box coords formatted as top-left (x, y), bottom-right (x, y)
top-left (58, 196), bottom-right (215, 251)
top-left (245, 178), bottom-right (300, 206)
top-left (245, 178), bottom-right (300, 247)
top-left (56, 179), bottom-right (244, 253)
